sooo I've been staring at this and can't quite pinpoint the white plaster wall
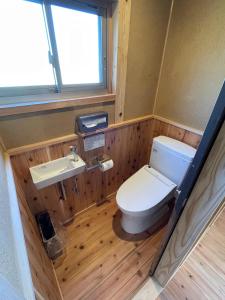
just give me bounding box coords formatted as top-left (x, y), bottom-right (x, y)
top-left (0, 147), bottom-right (24, 298)
top-left (0, 275), bottom-right (24, 300)
top-left (0, 146), bottom-right (35, 300)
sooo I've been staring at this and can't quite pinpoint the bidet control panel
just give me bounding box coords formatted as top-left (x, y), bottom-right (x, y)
top-left (76, 112), bottom-right (108, 133)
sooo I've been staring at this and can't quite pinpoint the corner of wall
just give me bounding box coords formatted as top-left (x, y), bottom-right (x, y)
top-left (153, 0), bottom-right (174, 115)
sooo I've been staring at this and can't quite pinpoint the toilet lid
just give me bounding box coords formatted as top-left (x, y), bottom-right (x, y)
top-left (116, 166), bottom-right (177, 213)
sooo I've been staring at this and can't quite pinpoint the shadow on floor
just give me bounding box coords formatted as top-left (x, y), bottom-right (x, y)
top-left (112, 209), bottom-right (170, 242)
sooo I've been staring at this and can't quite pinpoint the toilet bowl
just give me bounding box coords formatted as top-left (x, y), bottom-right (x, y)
top-left (116, 136), bottom-right (196, 234)
top-left (116, 166), bottom-right (176, 234)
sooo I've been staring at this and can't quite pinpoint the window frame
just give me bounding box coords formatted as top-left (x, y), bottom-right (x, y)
top-left (0, 0), bottom-right (108, 98)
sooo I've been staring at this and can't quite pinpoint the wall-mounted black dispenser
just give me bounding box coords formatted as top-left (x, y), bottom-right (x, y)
top-left (76, 112), bottom-right (108, 133)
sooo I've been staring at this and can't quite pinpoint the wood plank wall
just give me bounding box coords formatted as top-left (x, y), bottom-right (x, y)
top-left (11, 119), bottom-right (153, 225)
top-left (10, 117), bottom-right (202, 226)
top-left (153, 118), bottom-right (202, 149)
top-left (16, 179), bottom-right (62, 300)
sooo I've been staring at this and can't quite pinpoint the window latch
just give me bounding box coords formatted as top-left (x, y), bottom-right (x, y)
top-left (48, 51), bottom-right (54, 66)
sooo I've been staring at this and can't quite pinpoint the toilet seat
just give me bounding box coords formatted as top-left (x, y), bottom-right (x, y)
top-left (116, 166), bottom-right (176, 215)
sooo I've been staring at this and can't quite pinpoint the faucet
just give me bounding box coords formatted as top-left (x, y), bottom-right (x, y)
top-left (69, 145), bottom-right (79, 162)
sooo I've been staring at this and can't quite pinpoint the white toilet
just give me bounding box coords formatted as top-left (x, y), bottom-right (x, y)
top-left (116, 136), bottom-right (196, 234)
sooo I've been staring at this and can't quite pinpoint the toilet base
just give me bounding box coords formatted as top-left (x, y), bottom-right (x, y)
top-left (121, 205), bottom-right (169, 234)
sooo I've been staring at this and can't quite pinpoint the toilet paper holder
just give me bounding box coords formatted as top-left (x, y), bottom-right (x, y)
top-left (86, 154), bottom-right (113, 171)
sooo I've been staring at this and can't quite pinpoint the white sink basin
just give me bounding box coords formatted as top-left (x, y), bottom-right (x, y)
top-left (30, 155), bottom-right (86, 189)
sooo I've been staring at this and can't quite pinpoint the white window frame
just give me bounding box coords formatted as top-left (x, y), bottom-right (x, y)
top-left (0, 0), bottom-right (108, 98)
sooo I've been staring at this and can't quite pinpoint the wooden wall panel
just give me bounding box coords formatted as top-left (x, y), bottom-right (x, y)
top-left (11, 149), bottom-right (73, 225)
top-left (11, 119), bottom-right (153, 225)
top-left (153, 119), bottom-right (202, 148)
top-left (102, 119), bottom-right (153, 196)
top-left (16, 180), bottom-right (62, 300)
top-left (11, 117), bottom-right (202, 226)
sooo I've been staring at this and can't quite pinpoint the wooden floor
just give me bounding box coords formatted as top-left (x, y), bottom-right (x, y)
top-left (157, 206), bottom-right (225, 300)
top-left (54, 198), bottom-right (166, 300)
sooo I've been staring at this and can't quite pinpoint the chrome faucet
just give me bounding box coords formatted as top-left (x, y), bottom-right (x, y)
top-left (69, 145), bottom-right (79, 162)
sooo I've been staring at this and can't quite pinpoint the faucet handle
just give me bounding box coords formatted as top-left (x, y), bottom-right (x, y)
top-left (69, 145), bottom-right (77, 152)
top-left (69, 145), bottom-right (79, 162)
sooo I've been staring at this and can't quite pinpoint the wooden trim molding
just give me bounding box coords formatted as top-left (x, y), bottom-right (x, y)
top-left (0, 94), bottom-right (116, 117)
top-left (154, 115), bottom-right (204, 136)
top-left (7, 115), bottom-right (153, 156)
top-left (114, 0), bottom-right (131, 122)
top-left (52, 264), bottom-right (64, 300)
top-left (77, 114), bottom-right (153, 137)
top-left (154, 121), bottom-right (225, 286)
top-left (7, 134), bottom-right (78, 156)
top-left (6, 114), bottom-right (204, 156)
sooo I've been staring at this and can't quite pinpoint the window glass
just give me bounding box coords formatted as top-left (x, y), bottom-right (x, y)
top-left (51, 5), bottom-right (101, 85)
top-left (0, 0), bottom-right (54, 87)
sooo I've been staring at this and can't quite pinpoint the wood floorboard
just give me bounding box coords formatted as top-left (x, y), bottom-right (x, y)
top-left (113, 258), bottom-right (154, 300)
top-left (157, 206), bottom-right (225, 300)
top-left (54, 198), bottom-right (166, 300)
top-left (83, 232), bottom-right (164, 300)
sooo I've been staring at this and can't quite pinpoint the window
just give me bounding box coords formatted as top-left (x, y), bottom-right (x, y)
top-left (0, 0), bottom-right (107, 97)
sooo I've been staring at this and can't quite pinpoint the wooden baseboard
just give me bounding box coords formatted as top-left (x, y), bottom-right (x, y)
top-left (52, 263), bottom-right (64, 300)
top-left (74, 192), bottom-right (117, 218)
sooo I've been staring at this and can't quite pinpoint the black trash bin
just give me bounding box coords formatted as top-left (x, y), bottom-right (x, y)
top-left (36, 211), bottom-right (64, 260)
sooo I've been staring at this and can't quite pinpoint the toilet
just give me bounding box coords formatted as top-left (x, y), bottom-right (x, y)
top-left (116, 136), bottom-right (196, 234)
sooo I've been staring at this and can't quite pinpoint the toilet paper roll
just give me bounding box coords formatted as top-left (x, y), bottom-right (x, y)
top-left (99, 159), bottom-right (114, 172)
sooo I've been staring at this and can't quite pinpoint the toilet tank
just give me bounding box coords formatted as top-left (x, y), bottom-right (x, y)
top-left (150, 136), bottom-right (196, 187)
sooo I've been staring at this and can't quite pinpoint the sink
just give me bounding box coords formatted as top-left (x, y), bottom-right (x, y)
top-left (30, 155), bottom-right (86, 189)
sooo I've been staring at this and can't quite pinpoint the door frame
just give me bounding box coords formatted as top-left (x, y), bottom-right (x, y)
top-left (150, 82), bottom-right (225, 285)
